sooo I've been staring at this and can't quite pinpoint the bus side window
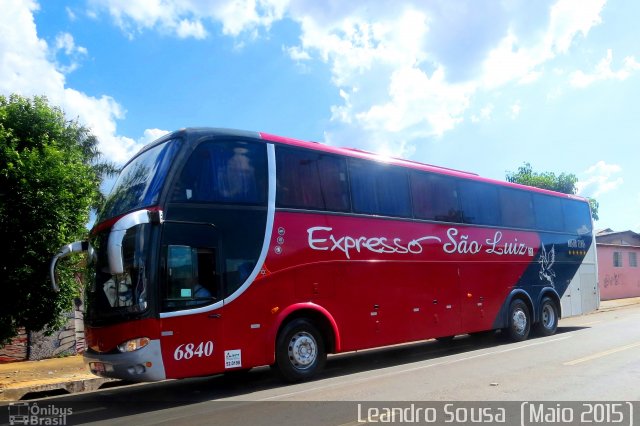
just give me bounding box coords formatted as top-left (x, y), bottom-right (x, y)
top-left (276, 147), bottom-right (350, 212)
top-left (276, 148), bottom-right (324, 209)
top-left (533, 194), bottom-right (564, 232)
top-left (164, 245), bottom-right (218, 310)
top-left (458, 180), bottom-right (501, 226)
top-left (563, 199), bottom-right (592, 235)
top-left (349, 159), bottom-right (411, 218)
top-left (411, 172), bottom-right (461, 223)
top-left (172, 140), bottom-right (267, 205)
top-left (499, 188), bottom-right (535, 229)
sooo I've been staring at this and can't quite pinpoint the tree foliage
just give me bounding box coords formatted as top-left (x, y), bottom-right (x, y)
top-left (506, 162), bottom-right (599, 221)
top-left (0, 94), bottom-right (115, 345)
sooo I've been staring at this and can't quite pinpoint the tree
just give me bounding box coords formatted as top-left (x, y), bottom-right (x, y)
top-left (0, 94), bottom-right (115, 346)
top-left (506, 162), bottom-right (599, 221)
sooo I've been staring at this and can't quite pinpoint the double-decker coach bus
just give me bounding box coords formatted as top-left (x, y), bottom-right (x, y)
top-left (51, 128), bottom-right (598, 382)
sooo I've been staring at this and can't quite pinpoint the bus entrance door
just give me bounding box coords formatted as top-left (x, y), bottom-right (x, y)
top-left (158, 222), bottom-right (225, 379)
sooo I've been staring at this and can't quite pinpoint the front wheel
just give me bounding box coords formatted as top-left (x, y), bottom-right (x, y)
top-left (275, 319), bottom-right (326, 382)
top-left (505, 299), bottom-right (530, 342)
top-left (534, 297), bottom-right (558, 336)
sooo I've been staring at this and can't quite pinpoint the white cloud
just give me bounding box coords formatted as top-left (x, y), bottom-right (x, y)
top-left (175, 19), bottom-right (207, 39)
top-left (355, 66), bottom-right (473, 137)
top-left (285, 5), bottom-right (474, 151)
top-left (547, 0), bottom-right (605, 53)
top-left (53, 32), bottom-right (88, 73)
top-left (88, 0), bottom-right (289, 39)
top-left (576, 161), bottom-right (623, 198)
top-left (510, 101), bottom-right (522, 119)
top-left (480, 0), bottom-right (606, 88)
top-left (570, 49), bottom-right (640, 88)
top-left (286, 0), bottom-right (608, 152)
top-left (85, 0), bottom-right (614, 155)
top-left (0, 0), bottom-right (146, 164)
top-left (55, 32), bottom-right (79, 55)
top-left (139, 128), bottom-right (171, 145)
top-left (470, 103), bottom-right (494, 123)
top-left (66, 7), bottom-right (77, 21)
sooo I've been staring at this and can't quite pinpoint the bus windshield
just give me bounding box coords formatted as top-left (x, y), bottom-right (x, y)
top-left (100, 139), bottom-right (180, 220)
top-left (85, 223), bottom-right (151, 322)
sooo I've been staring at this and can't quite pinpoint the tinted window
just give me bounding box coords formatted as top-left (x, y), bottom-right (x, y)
top-left (172, 140), bottom-right (267, 204)
top-left (276, 148), bottom-right (350, 211)
top-left (160, 223), bottom-right (222, 312)
top-left (163, 245), bottom-right (218, 311)
top-left (500, 188), bottom-right (535, 229)
top-left (533, 194), bottom-right (564, 232)
top-left (349, 159), bottom-right (411, 217)
top-left (101, 139), bottom-right (180, 219)
top-left (458, 181), bottom-right (501, 226)
top-left (411, 172), bottom-right (461, 222)
top-left (563, 199), bottom-right (592, 235)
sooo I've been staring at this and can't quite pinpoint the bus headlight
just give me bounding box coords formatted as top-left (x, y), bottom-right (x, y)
top-left (117, 337), bottom-right (150, 353)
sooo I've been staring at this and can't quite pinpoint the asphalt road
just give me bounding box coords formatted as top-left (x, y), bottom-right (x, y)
top-left (3, 304), bottom-right (639, 425)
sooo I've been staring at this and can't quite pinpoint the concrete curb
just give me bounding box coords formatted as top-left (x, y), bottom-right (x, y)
top-left (0, 377), bottom-right (119, 401)
top-left (598, 297), bottom-right (640, 311)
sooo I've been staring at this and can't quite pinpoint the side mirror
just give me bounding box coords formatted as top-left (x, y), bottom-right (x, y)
top-left (107, 209), bottom-right (163, 274)
top-left (50, 241), bottom-right (92, 291)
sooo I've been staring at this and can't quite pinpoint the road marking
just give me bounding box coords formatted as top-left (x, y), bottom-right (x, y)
top-left (564, 341), bottom-right (640, 366)
top-left (259, 335), bottom-right (572, 401)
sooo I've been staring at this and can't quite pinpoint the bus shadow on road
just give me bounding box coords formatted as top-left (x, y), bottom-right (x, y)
top-left (45, 328), bottom-right (594, 423)
top-left (555, 325), bottom-right (590, 335)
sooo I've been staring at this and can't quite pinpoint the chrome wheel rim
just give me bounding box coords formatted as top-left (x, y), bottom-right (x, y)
top-left (288, 331), bottom-right (317, 370)
top-left (512, 308), bottom-right (527, 335)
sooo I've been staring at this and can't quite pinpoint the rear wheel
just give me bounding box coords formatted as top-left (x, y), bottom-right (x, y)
top-left (275, 319), bottom-right (326, 382)
top-left (505, 299), bottom-right (530, 341)
top-left (534, 297), bottom-right (558, 336)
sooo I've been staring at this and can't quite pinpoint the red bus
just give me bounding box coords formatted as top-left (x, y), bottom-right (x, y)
top-left (51, 128), bottom-right (598, 382)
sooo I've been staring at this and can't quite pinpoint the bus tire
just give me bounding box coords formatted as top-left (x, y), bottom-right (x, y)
top-left (533, 297), bottom-right (558, 336)
top-left (275, 318), bottom-right (326, 382)
top-left (506, 299), bottom-right (530, 342)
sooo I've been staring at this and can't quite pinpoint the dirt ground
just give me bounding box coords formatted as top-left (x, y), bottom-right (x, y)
top-left (0, 355), bottom-right (92, 389)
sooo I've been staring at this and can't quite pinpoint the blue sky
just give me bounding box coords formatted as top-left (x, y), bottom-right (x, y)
top-left (1, 0), bottom-right (638, 231)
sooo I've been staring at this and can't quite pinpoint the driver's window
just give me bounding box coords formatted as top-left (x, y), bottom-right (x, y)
top-left (164, 244), bottom-right (218, 311)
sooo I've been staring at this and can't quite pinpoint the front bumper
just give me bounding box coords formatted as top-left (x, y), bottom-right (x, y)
top-left (84, 339), bottom-right (166, 382)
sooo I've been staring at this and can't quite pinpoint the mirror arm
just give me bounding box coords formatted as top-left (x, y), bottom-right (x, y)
top-left (50, 241), bottom-right (91, 292)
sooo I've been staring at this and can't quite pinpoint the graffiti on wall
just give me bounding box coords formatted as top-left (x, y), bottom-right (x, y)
top-left (0, 328), bottom-right (28, 363)
top-left (0, 301), bottom-right (85, 363)
top-left (603, 273), bottom-right (624, 288)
